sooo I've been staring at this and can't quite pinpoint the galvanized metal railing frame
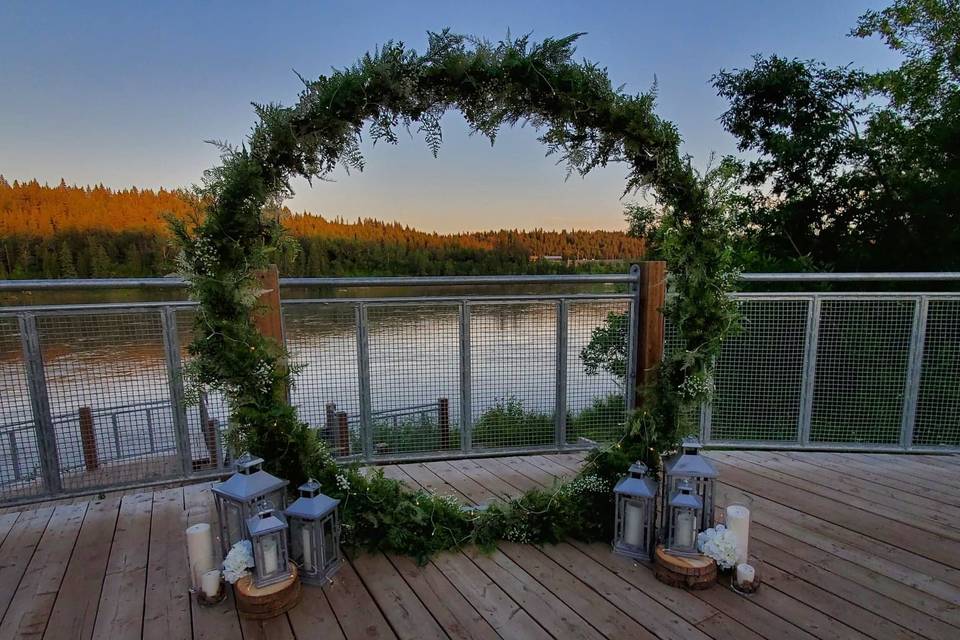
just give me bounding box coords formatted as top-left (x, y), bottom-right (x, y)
top-left (701, 289), bottom-right (960, 453)
top-left (0, 272), bottom-right (641, 504)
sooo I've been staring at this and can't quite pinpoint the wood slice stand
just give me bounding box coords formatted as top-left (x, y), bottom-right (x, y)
top-left (653, 545), bottom-right (717, 590)
top-left (235, 563), bottom-right (302, 619)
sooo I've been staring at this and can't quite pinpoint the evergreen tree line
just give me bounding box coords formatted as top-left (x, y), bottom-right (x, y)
top-left (0, 179), bottom-right (643, 278)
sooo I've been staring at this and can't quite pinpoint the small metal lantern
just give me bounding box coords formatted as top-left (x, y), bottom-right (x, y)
top-left (661, 436), bottom-right (717, 532)
top-left (613, 461), bottom-right (658, 560)
top-left (284, 479), bottom-right (342, 584)
top-left (664, 479), bottom-right (703, 556)
top-left (246, 502), bottom-right (293, 588)
top-left (212, 452), bottom-right (289, 554)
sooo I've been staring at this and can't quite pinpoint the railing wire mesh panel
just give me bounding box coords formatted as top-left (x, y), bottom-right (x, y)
top-left (0, 318), bottom-right (45, 500)
top-left (809, 299), bottom-right (915, 445)
top-left (285, 303), bottom-right (361, 458)
top-left (366, 304), bottom-right (461, 457)
top-left (470, 302), bottom-right (557, 450)
top-left (36, 311), bottom-right (180, 490)
top-left (914, 298), bottom-right (960, 447)
top-left (709, 298), bottom-right (807, 443)
top-left (566, 301), bottom-right (629, 444)
top-left (176, 308), bottom-right (230, 472)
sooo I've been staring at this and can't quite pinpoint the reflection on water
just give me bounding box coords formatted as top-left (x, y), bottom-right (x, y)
top-left (0, 288), bottom-right (627, 486)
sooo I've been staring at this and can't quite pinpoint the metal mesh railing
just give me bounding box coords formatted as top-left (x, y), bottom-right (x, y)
top-left (702, 292), bottom-right (960, 451)
top-left (0, 318), bottom-right (44, 502)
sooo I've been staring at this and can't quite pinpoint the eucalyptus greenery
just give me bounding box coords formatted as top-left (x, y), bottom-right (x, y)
top-left (171, 31), bottom-right (737, 558)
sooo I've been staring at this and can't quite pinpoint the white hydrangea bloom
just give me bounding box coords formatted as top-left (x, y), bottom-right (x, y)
top-left (222, 539), bottom-right (255, 584)
top-left (335, 473), bottom-right (350, 493)
top-left (696, 524), bottom-right (739, 570)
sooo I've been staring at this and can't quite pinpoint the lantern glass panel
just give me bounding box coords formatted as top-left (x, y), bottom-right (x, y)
top-left (673, 508), bottom-right (698, 550)
top-left (322, 516), bottom-right (337, 570)
top-left (225, 502), bottom-right (243, 547)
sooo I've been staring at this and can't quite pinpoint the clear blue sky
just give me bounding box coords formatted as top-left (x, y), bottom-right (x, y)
top-left (0, 1), bottom-right (898, 233)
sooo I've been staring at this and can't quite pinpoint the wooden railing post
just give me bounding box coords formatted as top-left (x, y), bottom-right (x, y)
top-left (253, 264), bottom-right (288, 402)
top-left (635, 261), bottom-right (667, 404)
top-left (78, 406), bottom-right (99, 471)
top-left (336, 411), bottom-right (350, 457)
top-left (438, 397), bottom-right (450, 450)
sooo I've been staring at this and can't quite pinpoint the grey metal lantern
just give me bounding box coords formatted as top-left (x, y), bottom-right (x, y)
top-left (246, 502), bottom-right (293, 587)
top-left (664, 479), bottom-right (703, 556)
top-left (613, 461), bottom-right (658, 560)
top-left (211, 452), bottom-right (289, 554)
top-left (661, 436), bottom-right (718, 532)
top-left (284, 479), bottom-right (342, 584)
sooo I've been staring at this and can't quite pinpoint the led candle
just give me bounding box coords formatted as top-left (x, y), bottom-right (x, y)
top-left (623, 502), bottom-right (644, 547)
top-left (262, 537), bottom-right (279, 574)
top-left (736, 563), bottom-right (755, 587)
top-left (725, 505), bottom-right (751, 564)
top-left (675, 511), bottom-right (696, 549)
top-left (201, 569), bottom-right (221, 598)
top-left (186, 523), bottom-right (214, 590)
top-left (301, 525), bottom-right (314, 572)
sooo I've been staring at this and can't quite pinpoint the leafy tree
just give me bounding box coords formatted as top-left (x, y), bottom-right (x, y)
top-left (713, 0), bottom-right (960, 271)
top-left (57, 242), bottom-right (77, 278)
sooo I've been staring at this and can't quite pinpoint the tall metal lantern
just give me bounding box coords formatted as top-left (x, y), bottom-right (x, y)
top-left (246, 502), bottom-right (293, 587)
top-left (664, 479), bottom-right (703, 556)
top-left (284, 479), bottom-right (342, 584)
top-left (661, 436), bottom-right (717, 532)
top-left (613, 461), bottom-right (658, 560)
top-left (212, 453), bottom-right (289, 554)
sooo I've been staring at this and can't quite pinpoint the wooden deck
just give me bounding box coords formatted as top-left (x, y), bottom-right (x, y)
top-left (0, 450), bottom-right (958, 639)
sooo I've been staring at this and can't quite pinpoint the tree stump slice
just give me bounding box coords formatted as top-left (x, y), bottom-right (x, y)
top-left (235, 563), bottom-right (302, 619)
top-left (653, 545), bottom-right (717, 589)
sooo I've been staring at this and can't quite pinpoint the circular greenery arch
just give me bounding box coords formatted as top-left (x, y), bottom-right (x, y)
top-left (172, 32), bottom-right (738, 559)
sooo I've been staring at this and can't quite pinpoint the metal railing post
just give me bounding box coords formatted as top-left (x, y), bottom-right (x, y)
top-left (555, 300), bottom-right (569, 448)
top-left (625, 264), bottom-right (641, 411)
top-left (355, 303), bottom-right (374, 461)
top-left (797, 297), bottom-right (822, 446)
top-left (900, 297), bottom-right (928, 450)
top-left (18, 313), bottom-right (62, 494)
top-left (459, 302), bottom-right (473, 454)
top-left (160, 307), bottom-right (193, 476)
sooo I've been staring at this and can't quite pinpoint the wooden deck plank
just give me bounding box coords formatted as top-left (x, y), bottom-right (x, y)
top-left (471, 457), bottom-right (546, 491)
top-left (183, 482), bottom-right (243, 640)
top-left (523, 454), bottom-right (579, 479)
top-left (440, 458), bottom-right (518, 501)
top-left (43, 497), bottom-right (121, 640)
top-left (90, 492), bottom-right (153, 640)
top-left (387, 554), bottom-right (500, 640)
top-left (499, 455), bottom-right (565, 487)
top-left (0, 514), bottom-right (18, 547)
top-left (694, 583), bottom-right (819, 640)
top-left (431, 551), bottom-right (551, 640)
top-left (753, 537), bottom-right (957, 640)
top-left (399, 463), bottom-right (469, 502)
top-left (531, 541), bottom-right (711, 640)
top-left (0, 508), bottom-right (53, 624)
top-left (288, 586), bottom-right (346, 640)
top-left (0, 503), bottom-right (86, 640)
top-left (239, 615), bottom-right (295, 640)
top-left (324, 560), bottom-right (397, 640)
top-left (714, 451), bottom-right (960, 534)
top-left (780, 452), bottom-right (960, 507)
top-left (733, 488), bottom-right (960, 605)
top-left (466, 547), bottom-right (606, 640)
top-left (424, 461), bottom-right (500, 504)
top-left (709, 458), bottom-right (960, 570)
top-left (753, 523), bottom-right (960, 629)
top-left (142, 487), bottom-right (190, 640)
top-left (350, 552), bottom-right (447, 640)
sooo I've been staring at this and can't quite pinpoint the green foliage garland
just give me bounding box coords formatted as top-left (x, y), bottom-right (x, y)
top-left (171, 31), bottom-right (737, 558)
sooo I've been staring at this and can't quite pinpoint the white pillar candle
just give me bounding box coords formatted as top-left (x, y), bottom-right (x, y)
top-left (201, 569), bottom-right (221, 598)
top-left (623, 503), bottom-right (644, 547)
top-left (186, 523), bottom-right (215, 590)
top-left (725, 505), bottom-right (751, 564)
top-left (675, 511), bottom-right (696, 549)
top-left (736, 563), bottom-right (755, 587)
top-left (301, 525), bottom-right (314, 572)
top-left (262, 537), bottom-right (279, 574)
